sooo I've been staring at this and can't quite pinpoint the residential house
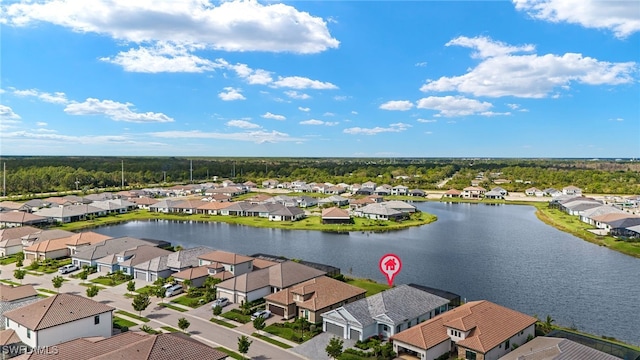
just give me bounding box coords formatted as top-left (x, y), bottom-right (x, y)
top-left (0, 211), bottom-right (48, 228)
top-left (407, 284), bottom-right (461, 308)
top-left (198, 250), bottom-right (254, 276)
top-left (525, 187), bottom-right (541, 196)
top-left (173, 266), bottom-right (211, 288)
top-left (17, 331), bottom-right (229, 360)
top-left (219, 202), bottom-right (254, 216)
top-left (409, 189), bottom-right (426, 197)
top-left (544, 188), bottom-right (562, 197)
top-left (0, 226), bottom-right (41, 257)
top-left (0, 328), bottom-right (23, 357)
top-left (373, 187), bottom-right (390, 196)
top-left (461, 186), bottom-right (486, 199)
top-left (207, 194), bottom-right (232, 202)
top-left (23, 231), bottom-right (112, 263)
top-left (129, 197), bottom-right (159, 209)
top-left (268, 206), bottom-right (305, 221)
top-left (98, 245), bottom-right (172, 275)
top-left (246, 203), bottom-right (285, 218)
top-left (355, 187), bottom-right (374, 196)
top-left (244, 193), bottom-right (273, 204)
top-left (172, 199), bottom-right (206, 214)
top-left (391, 300), bottom-right (537, 360)
top-left (216, 261), bottom-right (325, 304)
top-left (324, 186), bottom-right (346, 195)
top-left (591, 213), bottom-right (639, 233)
top-left (71, 237), bottom-right (169, 269)
top-left (265, 276), bottom-right (366, 322)
top-left (20, 199), bottom-right (51, 213)
top-left (91, 199), bottom-right (136, 214)
top-left (381, 201), bottom-right (416, 213)
top-left (262, 179), bottom-right (279, 188)
top-left (133, 246), bottom-right (214, 282)
top-left (580, 205), bottom-right (626, 225)
top-left (83, 193), bottom-right (115, 202)
top-left (0, 201), bottom-right (26, 212)
top-left (362, 181), bottom-right (377, 189)
top-left (563, 185), bottom-right (583, 196)
top-left (318, 195), bottom-right (349, 207)
top-left (353, 203), bottom-right (405, 221)
top-left (484, 190), bottom-right (504, 200)
top-left (0, 284), bottom-right (39, 330)
top-left (148, 199), bottom-right (183, 213)
top-left (42, 197), bottom-right (74, 207)
top-left (33, 204), bottom-right (106, 223)
top-left (443, 189), bottom-right (461, 198)
top-left (64, 232), bottom-right (114, 256)
top-left (296, 196), bottom-right (319, 208)
top-left (4, 293), bottom-right (114, 348)
top-left (391, 185), bottom-right (409, 196)
top-left (491, 187), bottom-right (508, 196)
top-left (321, 207), bottom-right (352, 224)
top-left (197, 201), bottom-right (232, 215)
top-left (322, 284), bottom-right (450, 341)
top-left (265, 195), bottom-right (297, 207)
top-left (498, 336), bottom-right (620, 360)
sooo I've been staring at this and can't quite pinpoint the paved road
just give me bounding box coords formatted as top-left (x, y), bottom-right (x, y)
top-left (0, 263), bottom-right (307, 360)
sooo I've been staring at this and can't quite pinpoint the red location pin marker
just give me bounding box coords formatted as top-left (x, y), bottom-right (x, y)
top-left (379, 254), bottom-right (402, 287)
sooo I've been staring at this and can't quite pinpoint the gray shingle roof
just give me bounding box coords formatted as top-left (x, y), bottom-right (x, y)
top-left (73, 237), bottom-right (162, 261)
top-left (498, 336), bottom-right (620, 360)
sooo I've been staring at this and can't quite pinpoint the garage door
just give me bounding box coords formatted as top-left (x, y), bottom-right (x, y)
top-left (325, 323), bottom-right (344, 337)
top-left (149, 274), bottom-right (157, 282)
top-left (135, 271), bottom-right (146, 280)
top-left (26, 253), bottom-right (36, 260)
top-left (268, 304), bottom-right (285, 317)
top-left (349, 328), bottom-right (361, 340)
top-left (98, 264), bottom-right (111, 273)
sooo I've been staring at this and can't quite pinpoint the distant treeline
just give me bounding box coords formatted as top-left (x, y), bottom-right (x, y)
top-left (0, 157), bottom-right (638, 195)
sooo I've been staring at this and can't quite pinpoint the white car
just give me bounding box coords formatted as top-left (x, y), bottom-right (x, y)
top-left (58, 264), bottom-right (79, 274)
top-left (165, 284), bottom-right (183, 297)
top-left (251, 309), bottom-right (271, 321)
top-left (211, 297), bottom-right (229, 308)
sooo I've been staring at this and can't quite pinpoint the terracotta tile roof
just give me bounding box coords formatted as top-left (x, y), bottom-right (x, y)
top-left (217, 268), bottom-right (270, 292)
top-left (198, 250), bottom-right (254, 265)
top-left (4, 293), bottom-right (114, 330)
top-left (321, 207), bottom-right (350, 219)
top-left (391, 300), bottom-right (537, 354)
top-left (24, 238), bottom-right (69, 252)
top-left (0, 284), bottom-right (38, 302)
top-left (252, 258), bottom-right (279, 270)
top-left (499, 336), bottom-right (620, 360)
top-left (265, 276), bottom-right (365, 311)
top-left (0, 211), bottom-right (47, 224)
top-left (173, 199), bottom-right (206, 209)
top-left (268, 261), bottom-right (326, 289)
top-left (196, 201), bottom-right (233, 210)
top-left (445, 189), bottom-right (461, 194)
top-left (173, 266), bottom-right (209, 280)
top-left (212, 270), bottom-right (234, 281)
top-left (0, 226), bottom-right (41, 242)
top-left (0, 329), bottom-right (21, 346)
top-left (129, 197), bottom-right (159, 206)
top-left (64, 232), bottom-right (113, 247)
top-left (590, 213), bottom-right (639, 223)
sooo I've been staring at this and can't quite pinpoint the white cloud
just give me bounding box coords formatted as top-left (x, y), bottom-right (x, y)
top-left (416, 96), bottom-right (494, 117)
top-left (150, 129), bottom-right (303, 144)
top-left (334, 95), bottom-right (349, 101)
top-left (226, 120), bottom-right (261, 129)
top-left (379, 100), bottom-right (414, 111)
top-left (507, 103), bottom-right (529, 112)
top-left (514, 0), bottom-right (640, 38)
top-left (2, 0), bottom-right (339, 54)
top-left (609, 117), bottom-right (624, 122)
top-left (425, 131), bottom-right (433, 135)
top-left (64, 98), bottom-right (174, 123)
top-left (272, 76), bottom-right (338, 89)
top-left (0, 105), bottom-right (21, 120)
top-left (446, 36), bottom-right (535, 59)
top-left (420, 35), bottom-right (636, 98)
top-left (298, 107), bottom-right (310, 112)
top-left (261, 112), bottom-right (286, 121)
top-left (36, 122), bottom-right (48, 126)
top-left (299, 119), bottom-right (338, 126)
top-left (1, 130), bottom-right (164, 147)
top-left (284, 90), bottom-right (311, 100)
top-left (13, 88), bottom-right (68, 104)
top-left (415, 61), bottom-right (428, 67)
top-left (215, 59), bottom-right (274, 85)
top-left (343, 122), bottom-right (412, 135)
top-left (480, 111), bottom-right (511, 117)
top-left (101, 42), bottom-right (219, 73)
top-left (351, 111), bottom-right (358, 115)
top-left (417, 119), bottom-right (437, 123)
top-left (218, 87), bottom-right (246, 101)
top-left (323, 112), bottom-right (335, 117)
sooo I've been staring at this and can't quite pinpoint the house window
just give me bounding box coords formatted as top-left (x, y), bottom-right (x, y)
top-left (465, 350), bottom-right (477, 360)
top-left (230, 265), bottom-right (234, 272)
top-left (94, 315), bottom-right (100, 325)
top-left (396, 325), bottom-right (401, 333)
top-left (27, 329), bottom-right (31, 339)
top-left (505, 339), bottom-right (510, 349)
top-left (5, 318), bottom-right (8, 327)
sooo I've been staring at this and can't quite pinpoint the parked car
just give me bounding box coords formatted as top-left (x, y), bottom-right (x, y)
top-left (165, 284), bottom-right (183, 297)
top-left (58, 264), bottom-right (79, 274)
top-left (211, 297), bottom-right (229, 308)
top-left (251, 309), bottom-right (272, 321)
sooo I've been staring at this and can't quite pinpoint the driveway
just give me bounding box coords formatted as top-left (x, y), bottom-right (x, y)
top-left (292, 332), bottom-right (356, 360)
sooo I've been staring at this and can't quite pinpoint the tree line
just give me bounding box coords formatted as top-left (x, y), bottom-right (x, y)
top-left (0, 156), bottom-right (637, 195)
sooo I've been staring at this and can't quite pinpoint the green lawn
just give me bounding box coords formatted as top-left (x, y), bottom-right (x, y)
top-left (346, 278), bottom-right (390, 297)
top-left (0, 279), bottom-right (22, 286)
top-left (135, 285), bottom-right (158, 295)
top-left (0, 254), bottom-right (19, 265)
top-left (160, 326), bottom-right (179, 333)
top-left (252, 333), bottom-right (293, 349)
top-left (90, 274), bottom-right (133, 286)
top-left (26, 271), bottom-right (44, 276)
top-left (79, 283), bottom-right (106, 289)
top-left (170, 293), bottom-right (206, 308)
top-left (158, 303), bottom-right (188, 312)
top-left (37, 288), bottom-right (58, 294)
top-left (210, 318), bottom-right (237, 328)
top-left (263, 323), bottom-right (321, 343)
top-left (115, 310), bottom-right (150, 323)
top-left (221, 310), bottom-right (251, 324)
top-left (215, 347), bottom-right (244, 360)
top-left (113, 316), bottom-right (137, 328)
top-left (27, 259), bottom-right (72, 274)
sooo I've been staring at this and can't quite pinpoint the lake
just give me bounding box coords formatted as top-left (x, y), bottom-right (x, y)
top-left (93, 202), bottom-right (640, 346)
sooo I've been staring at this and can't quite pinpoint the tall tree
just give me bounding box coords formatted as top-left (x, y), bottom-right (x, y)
top-left (252, 316), bottom-right (265, 334)
top-left (325, 337), bottom-right (344, 359)
top-left (237, 335), bottom-right (252, 360)
top-left (126, 280), bottom-right (136, 295)
top-left (155, 285), bottom-right (167, 304)
top-left (13, 269), bottom-right (26, 284)
top-left (132, 293), bottom-right (151, 316)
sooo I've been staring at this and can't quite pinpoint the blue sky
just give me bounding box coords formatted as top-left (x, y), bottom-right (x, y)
top-left (1, 0), bottom-right (638, 158)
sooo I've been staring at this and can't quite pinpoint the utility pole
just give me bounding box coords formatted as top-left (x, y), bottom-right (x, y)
top-left (190, 160), bottom-right (193, 183)
top-left (3, 162), bottom-right (6, 197)
top-left (163, 171), bottom-right (166, 183)
top-left (121, 160), bottom-right (125, 189)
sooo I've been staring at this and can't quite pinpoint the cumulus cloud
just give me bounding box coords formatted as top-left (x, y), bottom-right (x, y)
top-left (334, 95), bottom-right (349, 101)
top-left (36, 122), bottom-right (48, 126)
top-left (298, 107), bottom-right (310, 112)
top-left (0, 105), bottom-right (21, 120)
top-left (64, 98), bottom-right (174, 123)
top-left (416, 96), bottom-right (494, 117)
top-left (218, 87), bottom-right (246, 101)
top-left (101, 42), bottom-right (219, 73)
top-left (272, 76), bottom-right (338, 90)
top-left (226, 120), bottom-right (261, 129)
top-left (420, 35), bottom-right (636, 98)
top-left (379, 100), bottom-right (414, 111)
top-left (299, 119), bottom-right (338, 126)
top-left (417, 119), bottom-right (437, 123)
top-left (1, 0), bottom-right (339, 54)
top-left (150, 129), bottom-right (303, 144)
top-left (261, 112), bottom-right (286, 121)
top-left (284, 90), bottom-right (311, 100)
top-left (343, 122), bottom-right (412, 135)
top-left (513, 0), bottom-right (640, 38)
top-left (13, 88), bottom-right (68, 104)
top-left (415, 61), bottom-right (428, 67)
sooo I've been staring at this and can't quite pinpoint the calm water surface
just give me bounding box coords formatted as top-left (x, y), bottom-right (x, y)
top-left (94, 202), bottom-right (640, 345)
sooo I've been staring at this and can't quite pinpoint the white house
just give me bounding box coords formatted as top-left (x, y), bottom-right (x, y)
top-left (3, 293), bottom-right (114, 348)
